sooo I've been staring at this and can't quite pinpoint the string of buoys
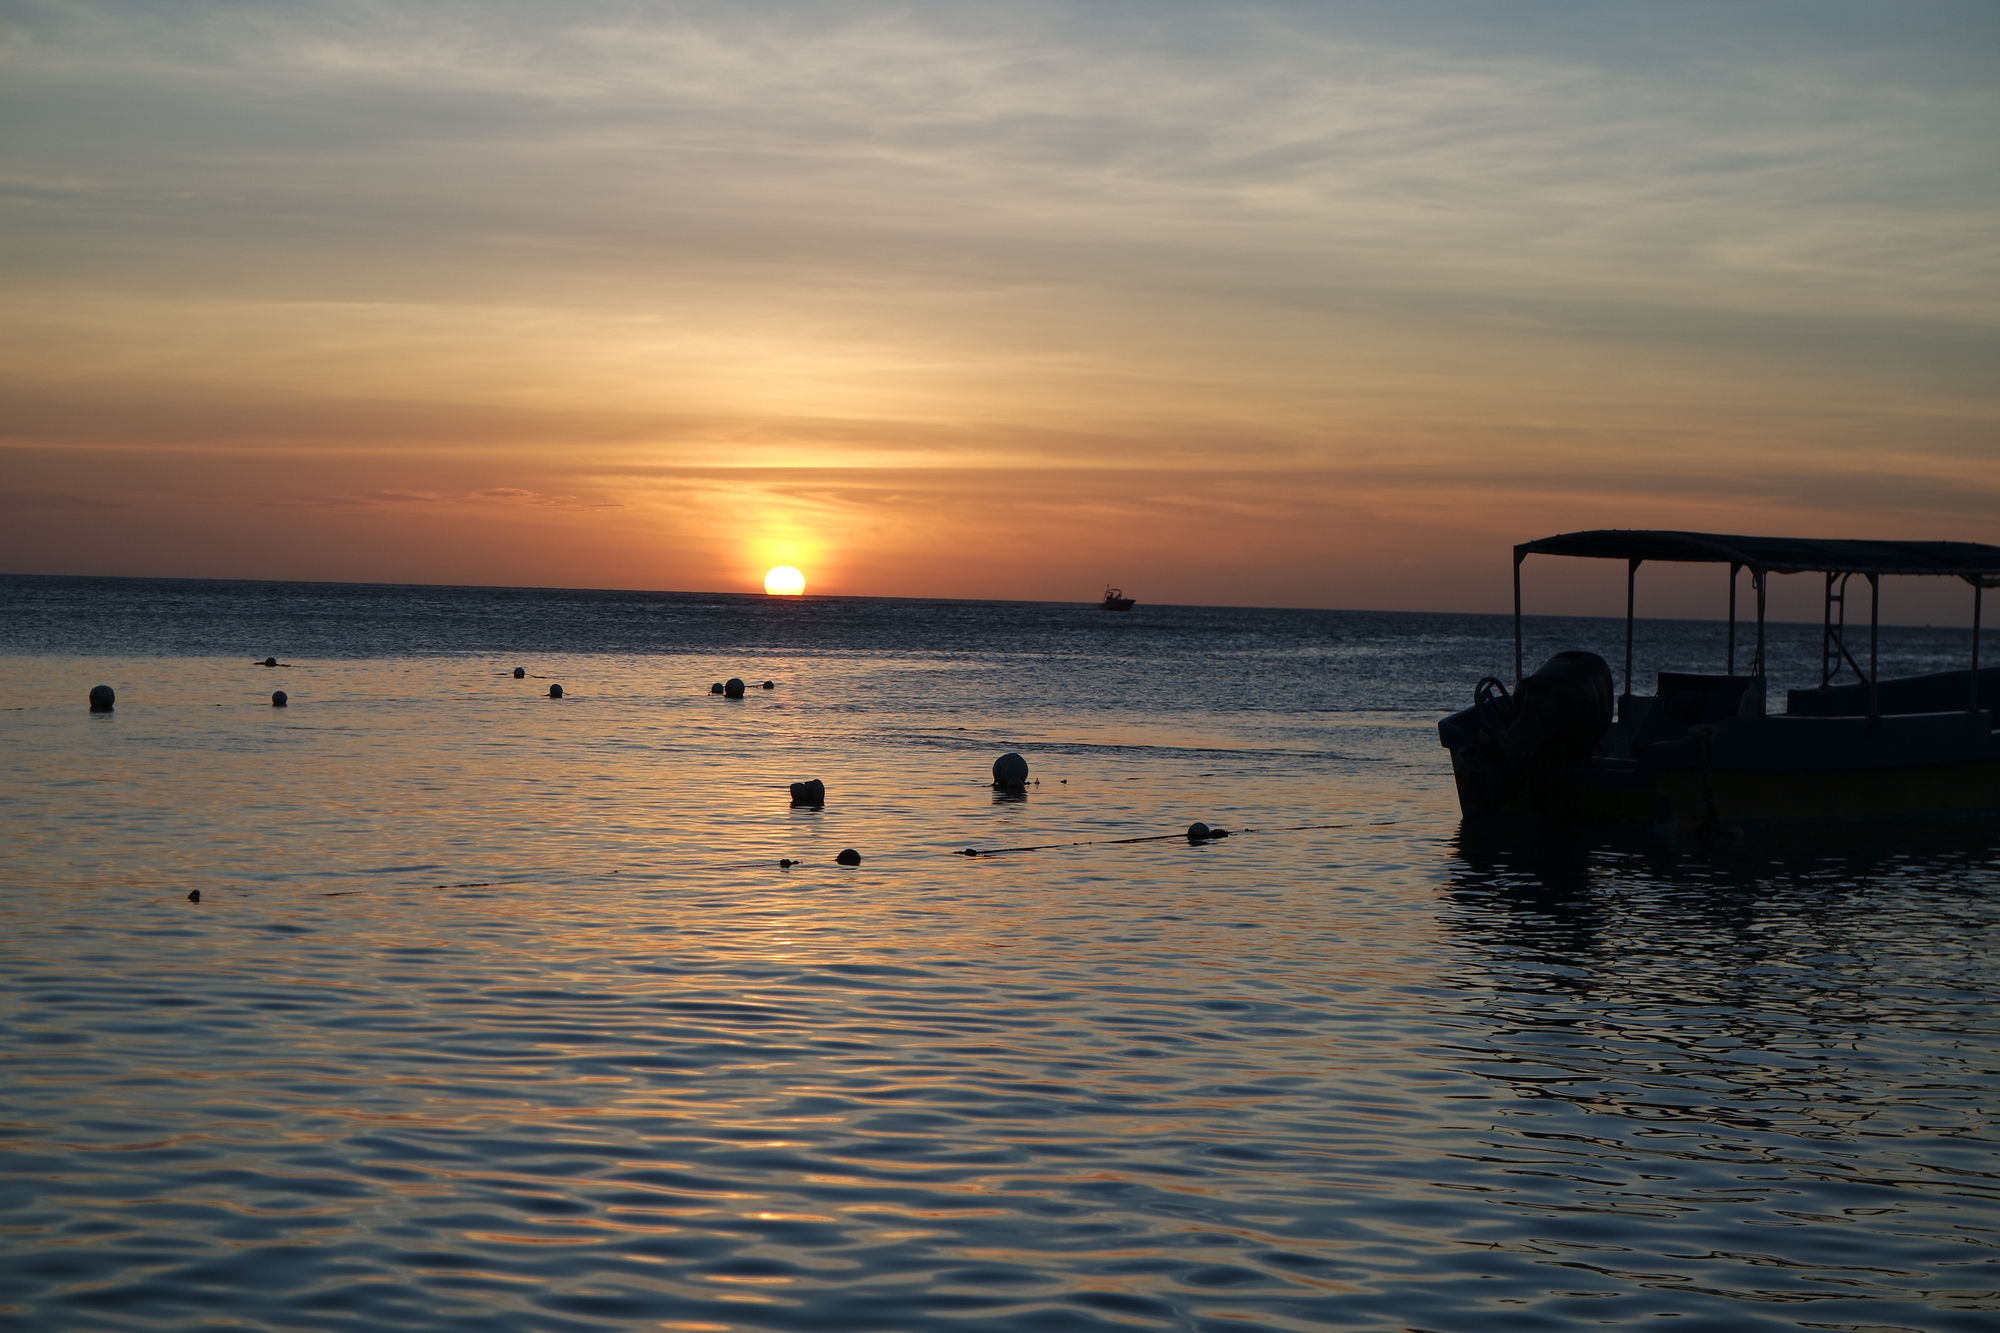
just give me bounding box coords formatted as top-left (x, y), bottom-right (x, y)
top-left (91, 662), bottom-right (1398, 887)
top-left (167, 790), bottom-right (1421, 899)
top-left (86, 661), bottom-right (789, 713)
top-left (89, 683), bottom-right (301, 709)
top-left (710, 678), bottom-right (777, 695)
top-left (960, 818), bottom-right (1400, 858)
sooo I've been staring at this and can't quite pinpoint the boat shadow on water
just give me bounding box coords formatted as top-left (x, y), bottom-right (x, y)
top-left (1438, 819), bottom-right (2000, 1138)
top-left (1448, 814), bottom-right (2000, 901)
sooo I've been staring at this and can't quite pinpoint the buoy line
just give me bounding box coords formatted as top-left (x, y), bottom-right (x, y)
top-left (173, 818), bottom-right (1442, 899)
top-left (961, 818), bottom-right (1406, 857)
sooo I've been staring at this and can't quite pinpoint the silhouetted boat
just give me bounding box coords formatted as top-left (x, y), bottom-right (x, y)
top-left (1100, 587), bottom-right (1136, 612)
top-left (1439, 530), bottom-right (2000, 830)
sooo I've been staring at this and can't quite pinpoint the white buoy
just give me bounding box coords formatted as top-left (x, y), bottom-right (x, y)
top-left (992, 752), bottom-right (1029, 788)
top-left (88, 684), bottom-right (115, 712)
top-left (271, 690), bottom-right (288, 707)
top-left (548, 683), bottom-right (564, 698)
top-left (724, 678), bottom-right (746, 698)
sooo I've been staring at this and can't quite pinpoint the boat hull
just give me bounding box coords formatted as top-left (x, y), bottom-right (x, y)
top-left (1449, 747), bottom-right (2000, 829)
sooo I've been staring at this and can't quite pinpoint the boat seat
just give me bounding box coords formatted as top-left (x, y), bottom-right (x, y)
top-left (1627, 673), bottom-right (1762, 752)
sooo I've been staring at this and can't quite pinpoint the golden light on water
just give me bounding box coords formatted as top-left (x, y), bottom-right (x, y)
top-left (763, 566), bottom-right (807, 596)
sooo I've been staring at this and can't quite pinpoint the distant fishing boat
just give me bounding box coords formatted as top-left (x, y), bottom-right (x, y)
top-left (1100, 587), bottom-right (1136, 612)
top-left (1439, 529), bottom-right (2000, 830)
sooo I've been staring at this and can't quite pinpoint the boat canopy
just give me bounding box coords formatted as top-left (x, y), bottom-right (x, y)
top-left (1517, 529), bottom-right (2000, 585)
top-left (1508, 529), bottom-right (1995, 703)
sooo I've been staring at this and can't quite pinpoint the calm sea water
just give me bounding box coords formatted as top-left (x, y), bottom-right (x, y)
top-left (2, 574), bottom-right (1996, 1332)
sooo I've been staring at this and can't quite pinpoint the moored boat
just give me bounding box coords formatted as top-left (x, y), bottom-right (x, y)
top-left (1439, 530), bottom-right (2000, 830)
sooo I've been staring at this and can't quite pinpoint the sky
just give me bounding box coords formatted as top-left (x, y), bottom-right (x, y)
top-left (2, 0), bottom-right (1996, 617)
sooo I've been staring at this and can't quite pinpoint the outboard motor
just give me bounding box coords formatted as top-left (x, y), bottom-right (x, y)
top-left (1442, 651), bottom-right (1613, 818)
top-left (1501, 651), bottom-right (1614, 778)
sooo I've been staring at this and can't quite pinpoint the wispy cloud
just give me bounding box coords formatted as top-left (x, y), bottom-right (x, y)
top-left (9, 1), bottom-right (1994, 317)
top-left (0, 489), bottom-right (121, 514)
top-left (2, 1), bottom-right (1994, 603)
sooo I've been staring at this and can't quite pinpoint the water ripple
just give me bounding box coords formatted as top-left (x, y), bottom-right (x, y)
top-left (4, 635), bottom-right (1999, 1330)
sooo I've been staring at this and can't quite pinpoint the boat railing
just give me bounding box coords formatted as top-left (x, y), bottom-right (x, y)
top-left (1787, 665), bottom-right (2000, 718)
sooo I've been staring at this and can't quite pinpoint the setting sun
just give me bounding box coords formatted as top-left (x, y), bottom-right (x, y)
top-left (763, 566), bottom-right (807, 596)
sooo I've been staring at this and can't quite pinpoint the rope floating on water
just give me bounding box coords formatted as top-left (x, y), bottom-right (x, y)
top-left (185, 820), bottom-right (1423, 900)
top-left (960, 819), bottom-right (1403, 857)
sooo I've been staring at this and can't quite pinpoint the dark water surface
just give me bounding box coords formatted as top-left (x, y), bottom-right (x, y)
top-left (2, 574), bottom-right (1996, 1331)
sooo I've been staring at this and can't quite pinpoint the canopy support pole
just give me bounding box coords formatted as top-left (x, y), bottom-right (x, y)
top-left (1624, 558), bottom-right (1638, 701)
top-left (1974, 583), bottom-right (1985, 714)
top-left (1727, 562), bottom-right (1739, 674)
top-left (1753, 569), bottom-right (1767, 682)
top-left (1868, 573), bottom-right (1881, 718)
top-left (1512, 550), bottom-right (1524, 686)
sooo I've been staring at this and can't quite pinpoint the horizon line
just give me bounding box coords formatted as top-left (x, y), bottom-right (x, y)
top-left (2, 568), bottom-right (1987, 631)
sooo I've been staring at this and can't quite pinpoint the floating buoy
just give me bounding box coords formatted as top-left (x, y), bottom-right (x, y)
top-left (513, 667), bottom-right (526, 678)
top-left (709, 682), bottom-right (725, 694)
top-left (1187, 822), bottom-right (1230, 841)
top-left (992, 752), bottom-right (1029, 788)
top-left (761, 680), bottom-right (775, 689)
top-left (88, 684), bottom-right (115, 712)
top-left (835, 848), bottom-right (861, 866)
top-left (271, 690), bottom-right (288, 707)
top-left (779, 858), bottom-right (798, 868)
top-left (724, 678), bottom-right (746, 698)
top-left (187, 889), bottom-right (200, 903)
top-left (548, 683), bottom-right (564, 698)
top-left (789, 779), bottom-right (826, 806)
top-left (259, 657), bottom-right (278, 667)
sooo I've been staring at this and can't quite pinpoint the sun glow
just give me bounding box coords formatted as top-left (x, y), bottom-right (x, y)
top-left (763, 565), bottom-right (806, 596)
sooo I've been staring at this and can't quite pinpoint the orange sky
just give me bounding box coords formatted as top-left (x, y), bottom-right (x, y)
top-left (2, 2), bottom-right (1996, 618)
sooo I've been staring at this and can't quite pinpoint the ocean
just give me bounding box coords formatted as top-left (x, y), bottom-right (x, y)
top-left (2, 573), bottom-right (1996, 1332)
